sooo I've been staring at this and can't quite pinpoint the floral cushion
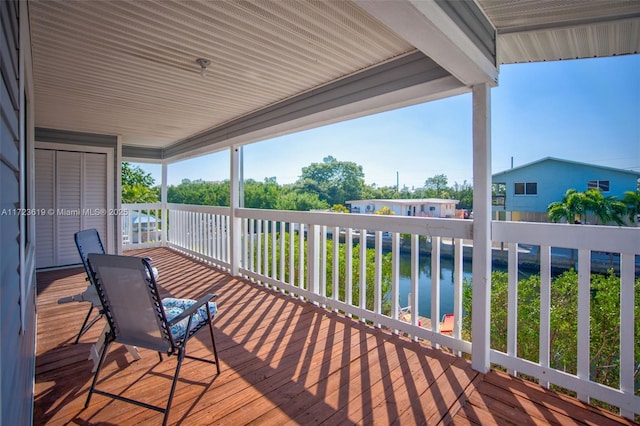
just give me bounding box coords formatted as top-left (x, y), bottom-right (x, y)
top-left (161, 297), bottom-right (217, 342)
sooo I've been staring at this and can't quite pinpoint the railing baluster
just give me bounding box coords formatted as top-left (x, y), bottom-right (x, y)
top-left (308, 224), bottom-right (320, 302)
top-left (619, 252), bottom-right (634, 419)
top-left (410, 234), bottom-right (420, 339)
top-left (431, 236), bottom-right (441, 346)
top-left (190, 210), bottom-right (194, 251)
top-left (359, 228), bottom-right (367, 321)
top-left (217, 214), bottom-right (222, 261)
top-left (258, 220), bottom-right (264, 283)
top-left (289, 223), bottom-right (295, 291)
top-left (280, 221), bottom-right (286, 293)
top-left (577, 248), bottom-right (591, 402)
top-left (213, 213), bottom-right (218, 261)
top-left (204, 212), bottom-right (209, 259)
top-left (228, 215), bottom-right (231, 264)
top-left (240, 218), bottom-right (246, 276)
top-left (539, 244), bottom-right (551, 389)
top-left (198, 212), bottom-right (202, 255)
top-left (298, 223), bottom-right (305, 294)
top-left (332, 226), bottom-right (339, 311)
top-left (320, 225), bottom-right (327, 305)
top-left (506, 242), bottom-right (518, 376)
top-left (249, 219), bottom-right (255, 277)
top-left (392, 232), bottom-right (400, 334)
top-left (272, 221), bottom-right (277, 283)
top-left (345, 227), bottom-right (353, 315)
top-left (374, 231), bottom-right (382, 326)
top-left (263, 220), bottom-right (269, 285)
top-left (453, 237), bottom-right (463, 353)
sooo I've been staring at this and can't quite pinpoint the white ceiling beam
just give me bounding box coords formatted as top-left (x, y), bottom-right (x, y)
top-left (355, 0), bottom-right (499, 87)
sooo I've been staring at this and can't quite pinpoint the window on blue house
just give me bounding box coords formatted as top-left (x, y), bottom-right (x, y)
top-left (587, 180), bottom-right (610, 192)
top-left (514, 182), bottom-right (537, 195)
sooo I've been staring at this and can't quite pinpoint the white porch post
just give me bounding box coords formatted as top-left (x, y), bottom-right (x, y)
top-left (471, 83), bottom-right (492, 373)
top-left (161, 162), bottom-right (168, 246)
top-left (230, 145), bottom-right (242, 276)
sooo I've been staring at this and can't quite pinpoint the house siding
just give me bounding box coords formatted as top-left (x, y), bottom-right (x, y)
top-left (493, 158), bottom-right (640, 216)
top-left (1, 1), bottom-right (36, 425)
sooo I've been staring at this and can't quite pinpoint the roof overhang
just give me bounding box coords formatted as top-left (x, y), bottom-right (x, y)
top-left (29, 0), bottom-right (638, 164)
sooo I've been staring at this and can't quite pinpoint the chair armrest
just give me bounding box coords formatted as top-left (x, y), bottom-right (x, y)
top-left (167, 293), bottom-right (217, 326)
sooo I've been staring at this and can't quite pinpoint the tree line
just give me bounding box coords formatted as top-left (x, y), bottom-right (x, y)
top-left (122, 159), bottom-right (640, 226)
top-left (121, 156), bottom-right (473, 211)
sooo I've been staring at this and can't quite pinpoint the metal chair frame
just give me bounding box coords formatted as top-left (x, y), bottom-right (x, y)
top-left (85, 254), bottom-right (220, 426)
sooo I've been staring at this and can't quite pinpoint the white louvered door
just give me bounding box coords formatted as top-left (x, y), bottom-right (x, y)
top-left (35, 149), bottom-right (55, 267)
top-left (35, 149), bottom-right (107, 268)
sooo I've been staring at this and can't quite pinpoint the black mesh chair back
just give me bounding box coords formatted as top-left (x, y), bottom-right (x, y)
top-left (75, 228), bottom-right (106, 283)
top-left (89, 254), bottom-right (171, 352)
top-left (57, 228), bottom-right (106, 344)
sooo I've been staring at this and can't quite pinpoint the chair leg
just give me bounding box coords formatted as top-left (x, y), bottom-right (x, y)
top-left (162, 350), bottom-right (185, 426)
top-left (75, 305), bottom-right (94, 344)
top-left (207, 321), bottom-right (220, 375)
top-left (85, 332), bottom-right (112, 408)
top-left (75, 306), bottom-right (103, 344)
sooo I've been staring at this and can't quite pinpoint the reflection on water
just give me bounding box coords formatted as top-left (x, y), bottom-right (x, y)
top-left (397, 254), bottom-right (473, 319)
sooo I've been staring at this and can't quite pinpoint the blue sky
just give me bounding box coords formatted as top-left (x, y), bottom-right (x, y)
top-left (138, 54), bottom-right (639, 189)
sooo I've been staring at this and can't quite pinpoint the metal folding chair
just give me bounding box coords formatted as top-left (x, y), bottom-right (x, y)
top-left (85, 254), bottom-right (220, 426)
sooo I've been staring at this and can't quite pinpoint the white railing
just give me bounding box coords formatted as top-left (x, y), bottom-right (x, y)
top-left (120, 202), bottom-right (640, 419)
top-left (121, 203), bottom-right (164, 251)
top-left (235, 208), bottom-right (472, 356)
top-left (492, 222), bottom-right (639, 419)
top-left (165, 203), bottom-right (231, 270)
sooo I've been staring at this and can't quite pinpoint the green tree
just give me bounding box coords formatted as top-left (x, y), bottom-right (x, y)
top-left (244, 178), bottom-right (280, 209)
top-left (621, 190), bottom-right (640, 223)
top-left (275, 191), bottom-right (329, 211)
top-left (452, 181), bottom-right (473, 211)
top-left (167, 180), bottom-right (230, 206)
top-left (424, 174), bottom-right (449, 198)
top-left (121, 162), bottom-right (159, 203)
top-left (122, 162), bottom-right (155, 187)
top-left (362, 185), bottom-right (400, 200)
top-left (298, 156), bottom-right (365, 206)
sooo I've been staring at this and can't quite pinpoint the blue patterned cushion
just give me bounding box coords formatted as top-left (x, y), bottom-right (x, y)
top-left (161, 297), bottom-right (217, 342)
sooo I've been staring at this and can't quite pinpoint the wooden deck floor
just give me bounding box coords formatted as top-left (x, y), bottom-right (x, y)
top-left (34, 248), bottom-right (637, 425)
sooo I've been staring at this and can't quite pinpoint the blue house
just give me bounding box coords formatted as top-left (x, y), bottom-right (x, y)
top-left (492, 157), bottom-right (640, 222)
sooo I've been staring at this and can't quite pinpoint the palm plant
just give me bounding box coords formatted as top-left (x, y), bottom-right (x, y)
top-left (547, 189), bottom-right (585, 223)
top-left (548, 188), bottom-right (628, 226)
top-left (583, 188), bottom-right (627, 226)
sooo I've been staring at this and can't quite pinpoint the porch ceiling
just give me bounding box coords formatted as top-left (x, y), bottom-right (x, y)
top-left (30, 0), bottom-right (417, 150)
top-left (478, 0), bottom-right (640, 64)
top-left (29, 0), bottom-right (639, 161)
